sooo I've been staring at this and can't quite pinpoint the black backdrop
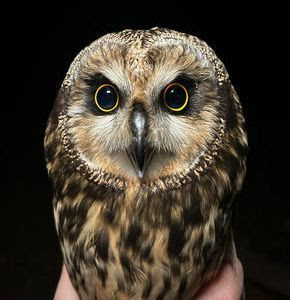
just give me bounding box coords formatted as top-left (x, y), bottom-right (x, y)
top-left (2, 3), bottom-right (286, 300)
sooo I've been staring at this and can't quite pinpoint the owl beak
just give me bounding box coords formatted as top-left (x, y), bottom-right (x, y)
top-left (129, 103), bottom-right (153, 178)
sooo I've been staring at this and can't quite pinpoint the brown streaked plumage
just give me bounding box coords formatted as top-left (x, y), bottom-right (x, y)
top-left (45, 28), bottom-right (247, 299)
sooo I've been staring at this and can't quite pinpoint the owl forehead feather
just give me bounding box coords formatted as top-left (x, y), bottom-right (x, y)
top-left (62, 28), bottom-right (229, 89)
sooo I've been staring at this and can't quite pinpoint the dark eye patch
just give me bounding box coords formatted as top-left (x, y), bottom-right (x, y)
top-left (160, 74), bottom-right (198, 115)
top-left (82, 73), bottom-right (121, 115)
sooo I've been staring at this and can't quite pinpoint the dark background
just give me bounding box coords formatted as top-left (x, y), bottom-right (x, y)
top-left (2, 2), bottom-right (287, 300)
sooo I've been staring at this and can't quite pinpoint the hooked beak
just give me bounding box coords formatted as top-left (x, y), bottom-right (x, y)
top-left (128, 103), bottom-right (154, 178)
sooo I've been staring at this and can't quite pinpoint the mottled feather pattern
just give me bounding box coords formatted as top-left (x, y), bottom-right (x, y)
top-left (44, 28), bottom-right (247, 299)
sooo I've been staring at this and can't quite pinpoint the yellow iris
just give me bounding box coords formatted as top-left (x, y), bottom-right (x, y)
top-left (94, 83), bottom-right (119, 112)
top-left (163, 82), bottom-right (189, 112)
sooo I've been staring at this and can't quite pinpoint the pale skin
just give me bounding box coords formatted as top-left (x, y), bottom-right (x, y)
top-left (54, 244), bottom-right (244, 300)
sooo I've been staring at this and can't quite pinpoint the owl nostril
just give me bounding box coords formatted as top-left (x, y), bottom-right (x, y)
top-left (130, 103), bottom-right (148, 138)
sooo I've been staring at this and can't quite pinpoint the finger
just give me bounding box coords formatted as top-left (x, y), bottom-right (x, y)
top-left (193, 241), bottom-right (244, 300)
top-left (54, 264), bottom-right (80, 300)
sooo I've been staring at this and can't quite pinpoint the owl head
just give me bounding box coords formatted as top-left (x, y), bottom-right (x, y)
top-left (49, 28), bottom-right (247, 190)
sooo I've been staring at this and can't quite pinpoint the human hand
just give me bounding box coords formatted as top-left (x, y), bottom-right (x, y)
top-left (192, 256), bottom-right (244, 300)
top-left (54, 265), bottom-right (79, 300)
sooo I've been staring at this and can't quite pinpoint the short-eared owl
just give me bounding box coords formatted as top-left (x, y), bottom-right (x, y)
top-left (45, 28), bottom-right (247, 299)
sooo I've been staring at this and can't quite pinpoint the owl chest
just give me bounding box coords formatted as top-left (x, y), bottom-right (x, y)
top-left (61, 224), bottom-right (202, 299)
top-left (55, 188), bottom-right (227, 300)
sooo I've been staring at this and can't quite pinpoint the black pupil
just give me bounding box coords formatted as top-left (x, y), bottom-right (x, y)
top-left (97, 85), bottom-right (117, 110)
top-left (165, 85), bottom-right (187, 109)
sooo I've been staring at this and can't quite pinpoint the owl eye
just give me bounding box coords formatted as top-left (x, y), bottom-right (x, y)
top-left (163, 83), bottom-right (189, 112)
top-left (94, 83), bottom-right (119, 112)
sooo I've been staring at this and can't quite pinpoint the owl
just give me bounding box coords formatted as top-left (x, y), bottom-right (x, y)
top-left (45, 28), bottom-right (247, 299)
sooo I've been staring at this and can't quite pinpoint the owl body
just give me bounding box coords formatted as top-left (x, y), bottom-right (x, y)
top-left (45, 28), bottom-right (247, 299)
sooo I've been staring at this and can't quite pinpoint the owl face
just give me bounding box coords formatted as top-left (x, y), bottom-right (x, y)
top-left (63, 29), bottom-right (230, 183)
